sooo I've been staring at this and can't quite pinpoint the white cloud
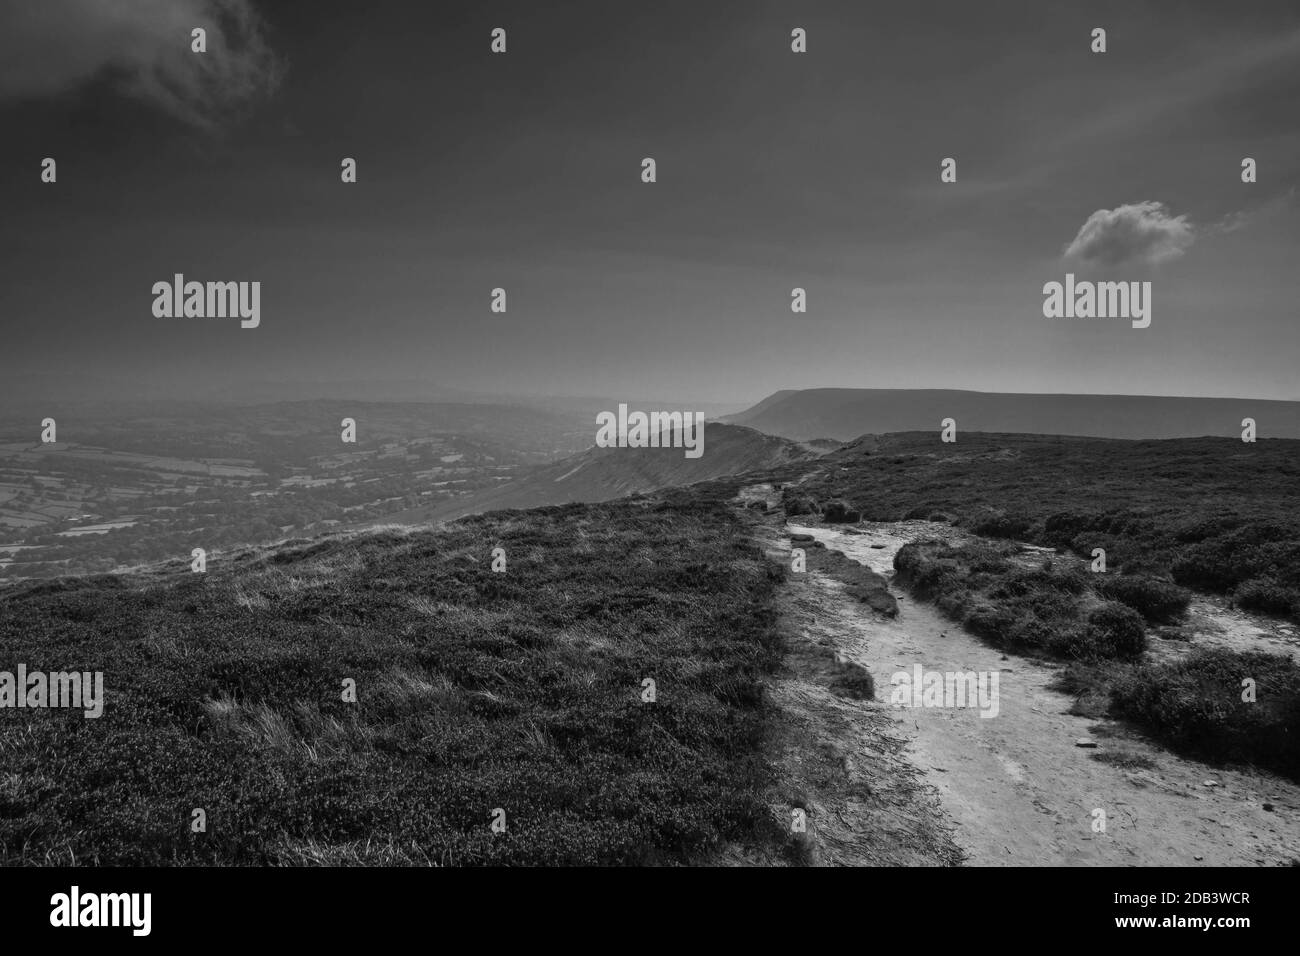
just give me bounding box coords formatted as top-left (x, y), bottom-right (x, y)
top-left (0, 0), bottom-right (283, 129)
top-left (1062, 201), bottom-right (1195, 268)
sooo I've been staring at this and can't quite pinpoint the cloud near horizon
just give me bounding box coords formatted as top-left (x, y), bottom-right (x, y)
top-left (1062, 201), bottom-right (1196, 269)
top-left (0, 0), bottom-right (282, 129)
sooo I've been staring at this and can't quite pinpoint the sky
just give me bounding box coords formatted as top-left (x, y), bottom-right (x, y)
top-left (1, 0), bottom-right (1298, 407)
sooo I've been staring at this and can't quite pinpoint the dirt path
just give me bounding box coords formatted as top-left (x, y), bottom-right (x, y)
top-left (783, 518), bottom-right (1300, 866)
top-left (1151, 595), bottom-right (1300, 666)
top-left (731, 510), bottom-right (961, 866)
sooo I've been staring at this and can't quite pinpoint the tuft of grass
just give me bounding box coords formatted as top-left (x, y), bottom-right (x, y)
top-left (828, 656), bottom-right (875, 701)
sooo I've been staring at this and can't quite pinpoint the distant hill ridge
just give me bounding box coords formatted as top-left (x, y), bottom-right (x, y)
top-left (723, 388), bottom-right (1300, 441)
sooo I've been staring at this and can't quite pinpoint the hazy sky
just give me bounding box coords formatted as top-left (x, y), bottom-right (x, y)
top-left (2, 0), bottom-right (1298, 405)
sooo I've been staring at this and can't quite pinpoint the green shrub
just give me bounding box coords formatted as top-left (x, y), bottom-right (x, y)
top-left (821, 500), bottom-right (859, 523)
top-left (1235, 577), bottom-right (1300, 617)
top-left (1079, 602), bottom-right (1147, 659)
top-left (962, 601), bottom-right (1017, 642)
top-left (895, 542), bottom-right (1149, 662)
top-left (1172, 523), bottom-right (1300, 592)
top-left (970, 512), bottom-right (1033, 539)
top-left (783, 495), bottom-right (818, 517)
top-left (1111, 649), bottom-right (1300, 779)
top-left (1094, 574), bottom-right (1191, 623)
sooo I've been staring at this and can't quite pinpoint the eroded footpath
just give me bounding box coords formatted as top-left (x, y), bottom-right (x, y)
top-left (757, 491), bottom-right (1300, 865)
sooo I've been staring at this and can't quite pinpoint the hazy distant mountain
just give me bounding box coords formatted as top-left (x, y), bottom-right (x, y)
top-left (0, 373), bottom-right (742, 421)
top-left (380, 422), bottom-right (830, 525)
top-left (0, 399), bottom-right (595, 462)
top-left (723, 389), bottom-right (1300, 441)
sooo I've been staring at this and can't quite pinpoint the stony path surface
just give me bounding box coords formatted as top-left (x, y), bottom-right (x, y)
top-left (784, 519), bottom-right (1300, 866)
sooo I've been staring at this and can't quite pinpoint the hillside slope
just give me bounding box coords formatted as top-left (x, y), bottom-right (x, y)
top-left (0, 495), bottom-right (789, 865)
top-left (382, 422), bottom-right (830, 525)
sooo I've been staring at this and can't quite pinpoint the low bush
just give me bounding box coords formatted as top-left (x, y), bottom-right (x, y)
top-left (895, 541), bottom-right (1145, 661)
top-left (969, 512), bottom-right (1034, 539)
top-left (1080, 602), bottom-right (1147, 659)
top-left (1235, 577), bottom-right (1300, 617)
top-left (783, 495), bottom-right (819, 517)
top-left (1094, 574), bottom-right (1191, 624)
top-left (1111, 649), bottom-right (1300, 779)
top-left (821, 500), bottom-right (860, 524)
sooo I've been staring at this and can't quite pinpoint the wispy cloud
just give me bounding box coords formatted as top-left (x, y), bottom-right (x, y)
top-left (0, 0), bottom-right (283, 129)
top-left (1057, 28), bottom-right (1300, 150)
top-left (1212, 186), bottom-right (1297, 235)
